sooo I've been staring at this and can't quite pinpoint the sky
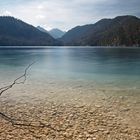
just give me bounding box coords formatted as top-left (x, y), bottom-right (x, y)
top-left (0, 0), bottom-right (140, 31)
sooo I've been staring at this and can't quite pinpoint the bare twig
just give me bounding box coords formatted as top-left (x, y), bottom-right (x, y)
top-left (0, 62), bottom-right (35, 125)
top-left (0, 62), bottom-right (35, 96)
top-left (0, 110), bottom-right (59, 131)
top-left (0, 62), bottom-right (59, 132)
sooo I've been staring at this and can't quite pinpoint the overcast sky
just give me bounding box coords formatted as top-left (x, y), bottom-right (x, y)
top-left (0, 0), bottom-right (140, 31)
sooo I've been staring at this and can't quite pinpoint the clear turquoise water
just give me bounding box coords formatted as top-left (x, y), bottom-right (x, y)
top-left (0, 47), bottom-right (140, 89)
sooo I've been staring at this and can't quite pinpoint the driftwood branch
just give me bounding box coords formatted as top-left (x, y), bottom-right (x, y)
top-left (0, 111), bottom-right (58, 132)
top-left (0, 62), bottom-right (35, 96)
top-left (0, 62), bottom-right (36, 125)
top-left (0, 62), bottom-right (59, 132)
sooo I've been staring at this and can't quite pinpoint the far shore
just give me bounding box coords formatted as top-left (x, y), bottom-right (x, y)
top-left (0, 46), bottom-right (140, 49)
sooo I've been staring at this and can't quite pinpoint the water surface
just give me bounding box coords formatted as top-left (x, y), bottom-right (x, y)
top-left (0, 47), bottom-right (140, 90)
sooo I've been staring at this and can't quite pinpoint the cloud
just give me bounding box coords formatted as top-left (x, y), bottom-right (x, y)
top-left (0, 10), bottom-right (12, 16)
top-left (0, 0), bottom-right (140, 30)
top-left (37, 5), bottom-right (44, 10)
top-left (36, 15), bottom-right (45, 19)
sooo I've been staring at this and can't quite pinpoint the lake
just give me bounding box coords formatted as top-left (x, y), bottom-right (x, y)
top-left (0, 47), bottom-right (140, 139)
top-left (0, 47), bottom-right (140, 90)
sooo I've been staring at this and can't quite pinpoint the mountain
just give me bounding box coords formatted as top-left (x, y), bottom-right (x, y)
top-left (49, 28), bottom-right (66, 39)
top-left (1, 15), bottom-right (139, 46)
top-left (37, 26), bottom-right (48, 33)
top-left (0, 16), bottom-right (60, 46)
top-left (60, 15), bottom-right (140, 46)
top-left (37, 26), bottom-right (65, 39)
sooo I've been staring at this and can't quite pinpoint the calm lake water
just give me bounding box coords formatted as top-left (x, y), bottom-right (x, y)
top-left (0, 47), bottom-right (140, 90)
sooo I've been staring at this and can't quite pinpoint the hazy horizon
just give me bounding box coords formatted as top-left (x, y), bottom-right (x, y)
top-left (0, 0), bottom-right (140, 31)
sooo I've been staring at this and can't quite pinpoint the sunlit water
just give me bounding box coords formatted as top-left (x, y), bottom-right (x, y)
top-left (0, 47), bottom-right (140, 90)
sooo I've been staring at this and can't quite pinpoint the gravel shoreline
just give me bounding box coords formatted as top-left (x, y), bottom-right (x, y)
top-left (0, 82), bottom-right (140, 140)
top-left (0, 97), bottom-right (140, 139)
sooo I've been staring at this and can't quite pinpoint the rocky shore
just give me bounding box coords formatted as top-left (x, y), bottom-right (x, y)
top-left (0, 82), bottom-right (140, 140)
top-left (0, 96), bottom-right (140, 139)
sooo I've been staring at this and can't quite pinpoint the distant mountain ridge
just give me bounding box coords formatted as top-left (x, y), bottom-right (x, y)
top-left (0, 16), bottom-right (60, 46)
top-left (37, 26), bottom-right (48, 33)
top-left (60, 15), bottom-right (140, 46)
top-left (0, 15), bottom-right (140, 46)
top-left (37, 26), bottom-right (66, 39)
top-left (49, 28), bottom-right (66, 39)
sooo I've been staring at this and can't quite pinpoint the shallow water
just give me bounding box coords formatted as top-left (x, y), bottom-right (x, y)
top-left (0, 47), bottom-right (140, 90)
top-left (0, 47), bottom-right (140, 133)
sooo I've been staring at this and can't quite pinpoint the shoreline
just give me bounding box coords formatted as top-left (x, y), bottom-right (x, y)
top-left (0, 83), bottom-right (140, 139)
top-left (0, 46), bottom-right (140, 49)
